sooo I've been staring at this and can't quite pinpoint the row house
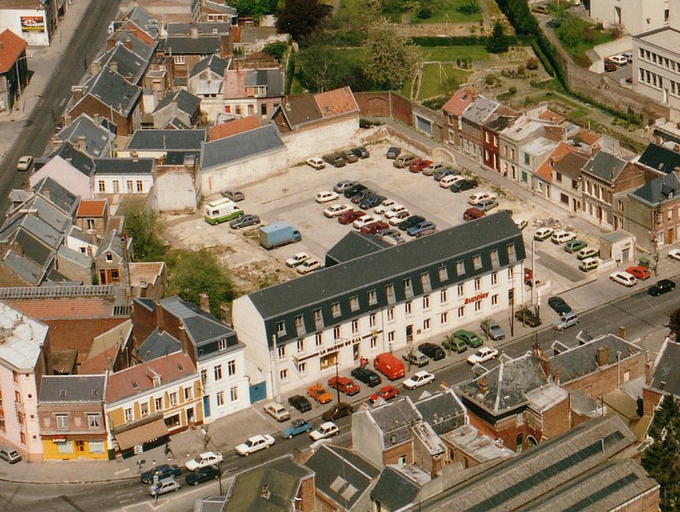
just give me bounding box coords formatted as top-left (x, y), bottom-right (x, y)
top-left (53, 113), bottom-right (116, 159)
top-left (534, 142), bottom-right (590, 214)
top-left (105, 351), bottom-right (202, 457)
top-left (0, 29), bottom-right (29, 113)
top-left (111, 5), bottom-right (160, 47)
top-left (162, 29), bottom-right (230, 87)
top-left (233, 212), bottom-right (526, 398)
top-left (222, 65), bottom-right (284, 121)
top-left (498, 115), bottom-right (547, 183)
top-left (517, 136), bottom-right (558, 192)
top-left (188, 54), bottom-right (227, 123)
top-left (460, 97), bottom-right (501, 162)
top-left (37, 375), bottom-right (108, 460)
top-left (198, 0), bottom-right (238, 23)
top-left (95, 229), bottom-right (132, 286)
top-left (442, 87), bottom-right (477, 148)
top-left (0, 302), bottom-right (51, 461)
top-left (482, 115), bottom-right (515, 172)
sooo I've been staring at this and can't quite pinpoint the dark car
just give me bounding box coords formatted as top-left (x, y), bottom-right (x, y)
top-left (397, 215), bottom-right (426, 231)
top-left (648, 279), bottom-right (676, 296)
top-left (288, 394), bottom-right (312, 413)
top-left (548, 296), bottom-right (572, 316)
top-left (351, 189), bottom-right (373, 204)
top-left (339, 210), bottom-right (365, 225)
top-left (463, 207), bottom-right (485, 221)
top-left (360, 194), bottom-right (386, 210)
top-left (322, 402), bottom-right (354, 422)
top-left (403, 351), bottom-right (429, 367)
top-left (229, 214), bottom-right (260, 229)
top-left (418, 342), bottom-right (445, 361)
top-left (450, 179), bottom-right (478, 192)
top-left (185, 465), bottom-right (220, 486)
top-left (604, 58), bottom-right (617, 72)
top-left (323, 153), bottom-right (347, 167)
top-left (339, 150), bottom-right (358, 163)
top-left (351, 366), bottom-right (382, 387)
top-left (386, 147), bottom-right (401, 159)
top-left (434, 167), bottom-right (459, 181)
top-left (141, 464), bottom-right (182, 484)
top-left (221, 189), bottom-right (245, 202)
top-left (344, 183), bottom-right (367, 198)
top-left (361, 221), bottom-right (389, 235)
top-left (407, 221), bottom-right (437, 237)
top-left (515, 307), bottom-right (542, 327)
top-left (351, 146), bottom-right (370, 159)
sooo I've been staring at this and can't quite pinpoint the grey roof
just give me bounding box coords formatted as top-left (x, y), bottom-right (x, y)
top-left (650, 339), bottom-right (680, 397)
top-left (109, 29), bottom-right (156, 62)
top-left (33, 177), bottom-right (79, 216)
top-left (371, 465), bottom-right (421, 511)
top-left (325, 231), bottom-right (389, 267)
top-left (118, 5), bottom-right (159, 38)
top-left (637, 142), bottom-right (680, 174)
top-left (553, 151), bottom-right (588, 180)
top-left (164, 117), bottom-right (190, 130)
top-left (629, 171), bottom-right (680, 207)
top-left (370, 397), bottom-right (422, 448)
top-left (275, 95), bottom-right (323, 128)
top-left (80, 67), bottom-right (141, 116)
top-left (245, 211), bottom-right (525, 344)
top-left (95, 42), bottom-right (148, 84)
top-left (582, 151), bottom-right (627, 184)
top-left (57, 244), bottom-right (91, 269)
top-left (304, 445), bottom-right (379, 509)
top-left (167, 22), bottom-right (230, 37)
top-left (48, 143), bottom-right (96, 177)
top-left (2, 249), bottom-right (46, 285)
top-left (154, 89), bottom-right (201, 115)
top-left (190, 54), bottom-right (227, 78)
top-left (136, 328), bottom-right (183, 362)
top-left (98, 229), bottom-right (125, 261)
top-left (414, 389), bottom-right (466, 436)
top-left (93, 157), bottom-right (155, 175)
top-left (484, 115), bottom-right (514, 132)
top-left (246, 68), bottom-right (284, 97)
top-left (127, 129), bottom-right (207, 151)
top-left (462, 97), bottom-right (500, 125)
top-left (56, 114), bottom-right (114, 158)
top-left (165, 36), bottom-right (221, 55)
top-left (201, 124), bottom-right (285, 170)
top-left (39, 375), bottom-right (105, 402)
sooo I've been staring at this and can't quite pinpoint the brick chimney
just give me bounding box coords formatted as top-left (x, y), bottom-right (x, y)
top-left (199, 293), bottom-right (210, 314)
top-left (72, 86), bottom-right (84, 102)
top-left (124, 37), bottom-right (133, 51)
top-left (618, 326), bottom-right (626, 340)
top-left (538, 352), bottom-right (550, 379)
top-left (478, 376), bottom-right (489, 395)
top-left (90, 60), bottom-right (101, 75)
top-left (553, 367), bottom-right (560, 385)
top-left (77, 135), bottom-right (87, 153)
top-left (110, 60), bottom-right (118, 74)
top-left (597, 345), bottom-right (609, 367)
top-left (155, 301), bottom-right (164, 333)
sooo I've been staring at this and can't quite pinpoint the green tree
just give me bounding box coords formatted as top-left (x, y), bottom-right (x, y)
top-left (362, 19), bottom-right (421, 90)
top-left (262, 41), bottom-right (288, 62)
top-left (167, 248), bottom-right (235, 317)
top-left (669, 307), bottom-right (680, 339)
top-left (275, 0), bottom-right (332, 43)
top-left (125, 209), bottom-right (167, 261)
top-left (486, 21), bottom-right (509, 53)
top-left (235, 0), bottom-right (277, 20)
top-left (457, 0), bottom-right (481, 15)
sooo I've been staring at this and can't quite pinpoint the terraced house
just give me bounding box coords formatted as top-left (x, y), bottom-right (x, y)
top-left (233, 211), bottom-right (526, 397)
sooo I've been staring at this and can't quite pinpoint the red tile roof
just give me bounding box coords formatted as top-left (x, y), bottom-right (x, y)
top-left (5, 298), bottom-right (116, 319)
top-left (535, 142), bottom-right (582, 181)
top-left (76, 199), bottom-right (107, 217)
top-left (0, 29), bottom-right (28, 74)
top-left (209, 115), bottom-right (261, 140)
top-left (578, 130), bottom-right (602, 146)
top-left (106, 351), bottom-right (196, 403)
top-left (315, 87), bottom-right (359, 117)
top-left (538, 109), bottom-right (565, 125)
top-left (442, 87), bottom-right (477, 117)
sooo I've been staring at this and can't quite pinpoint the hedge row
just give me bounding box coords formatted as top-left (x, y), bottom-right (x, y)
top-left (412, 35), bottom-right (520, 46)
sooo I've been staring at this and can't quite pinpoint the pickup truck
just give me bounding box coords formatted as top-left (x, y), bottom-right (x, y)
top-left (235, 434), bottom-right (275, 456)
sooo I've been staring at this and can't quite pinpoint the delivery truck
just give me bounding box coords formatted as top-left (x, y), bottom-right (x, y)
top-left (259, 222), bottom-right (302, 250)
top-left (374, 352), bottom-right (405, 381)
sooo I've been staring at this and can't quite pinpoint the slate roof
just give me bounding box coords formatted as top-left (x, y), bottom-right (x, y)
top-left (462, 97), bottom-right (500, 125)
top-left (39, 375), bottom-right (105, 402)
top-left (2, 250), bottom-right (46, 285)
top-left (48, 143), bottom-right (96, 177)
top-left (167, 22), bottom-right (231, 37)
top-left (246, 68), bottom-right (284, 97)
top-left (0, 301), bottom-right (49, 370)
top-left (629, 171), bottom-right (680, 207)
top-left (370, 397), bottom-right (422, 448)
top-left (0, 29), bottom-right (28, 74)
top-left (93, 158), bottom-right (154, 175)
top-left (649, 338), bottom-right (680, 397)
top-left (553, 151), bottom-right (588, 180)
top-left (190, 54), bottom-right (227, 78)
top-left (136, 328), bottom-right (183, 362)
top-left (164, 117), bottom-right (190, 130)
top-left (95, 42), bottom-right (148, 84)
top-left (98, 229), bottom-right (125, 261)
top-left (79, 67), bottom-right (142, 116)
top-left (414, 389), bottom-right (466, 436)
top-left (165, 36), bottom-right (221, 55)
top-left (32, 177), bottom-right (79, 216)
top-left (582, 151), bottom-right (627, 184)
top-left (371, 465), bottom-right (422, 511)
top-left (109, 29), bottom-right (156, 61)
top-left (154, 89), bottom-right (201, 115)
top-left (277, 94), bottom-right (322, 127)
top-left (127, 129), bottom-right (207, 150)
top-left (484, 115), bottom-right (514, 132)
top-left (201, 124), bottom-right (285, 170)
top-left (325, 231), bottom-right (389, 267)
top-left (56, 113), bottom-right (114, 158)
top-left (637, 142), bottom-right (680, 174)
top-left (118, 5), bottom-right (159, 38)
top-left (304, 445), bottom-right (379, 510)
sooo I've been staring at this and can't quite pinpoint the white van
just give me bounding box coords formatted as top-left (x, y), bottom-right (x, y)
top-left (204, 198), bottom-right (244, 225)
top-left (578, 257), bottom-right (599, 272)
top-left (440, 175), bottom-right (463, 188)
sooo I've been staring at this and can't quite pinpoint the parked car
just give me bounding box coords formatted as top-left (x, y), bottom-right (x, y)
top-left (609, 271), bottom-right (637, 287)
top-left (551, 230), bottom-right (576, 244)
top-left (407, 221), bottom-right (437, 237)
top-left (323, 203), bottom-right (352, 218)
top-left (439, 174), bottom-right (465, 188)
top-left (622, 51), bottom-right (633, 63)
top-left (263, 402), bottom-right (291, 422)
top-left (360, 194), bottom-right (386, 210)
top-left (369, 385), bottom-right (400, 404)
top-left (515, 307), bottom-right (542, 327)
top-left (393, 154), bottom-right (418, 168)
top-left (467, 346), bottom-right (499, 365)
top-left (386, 147), bottom-right (401, 159)
top-left (229, 214), bottom-right (260, 229)
top-left (310, 422), bottom-right (339, 441)
top-left (474, 198), bottom-right (499, 212)
top-left (403, 351), bottom-right (430, 367)
top-left (553, 311), bottom-right (579, 331)
top-left (450, 178), bottom-right (478, 192)
top-left (398, 215), bottom-right (426, 231)
top-left (351, 189), bottom-right (373, 204)
top-left (418, 342), bottom-right (445, 360)
top-left (351, 366), bottom-right (382, 387)
top-left (531, 4), bottom-right (548, 13)
top-left (514, 218), bottom-right (529, 230)
top-left (283, 419), bottom-right (313, 439)
top-left (0, 447), bottom-right (21, 464)
top-left (338, 150), bottom-right (358, 164)
top-left (534, 227), bottom-right (554, 241)
top-left (648, 279), bottom-right (676, 296)
top-left (576, 247), bottom-right (599, 260)
top-left (375, 198), bottom-right (398, 215)
top-left (604, 58), bottom-right (617, 72)
top-left (454, 329), bottom-right (483, 348)
top-left (316, 191), bottom-right (339, 204)
top-left (564, 239), bottom-right (587, 253)
top-left (306, 157), bottom-right (325, 170)
top-left (185, 451), bottom-right (224, 471)
top-left (383, 204), bottom-right (409, 219)
top-left (333, 180), bottom-right (357, 193)
top-left (288, 394), bottom-right (312, 413)
top-left (17, 155), bottom-right (33, 172)
top-left (468, 192), bottom-right (496, 205)
top-left (548, 296), bottom-right (572, 316)
top-left (339, 210), bottom-right (365, 225)
top-left (141, 463), bottom-right (182, 484)
top-left (388, 211), bottom-right (412, 226)
top-left (409, 159), bottom-right (433, 173)
top-left (235, 435), bottom-right (275, 456)
top-left (609, 54), bottom-right (628, 65)
top-left (361, 221), bottom-right (389, 234)
top-left (322, 402), bottom-right (353, 422)
top-left (403, 371), bottom-right (435, 390)
top-left (351, 146), bottom-right (370, 159)
top-left (670, 248), bottom-right (680, 261)
top-left (353, 215), bottom-right (380, 229)
top-left (434, 167), bottom-right (458, 181)
top-left (579, 257), bottom-right (600, 272)
top-left (481, 318), bottom-right (505, 341)
top-left (297, 259), bottom-right (321, 274)
top-left (221, 189), bottom-right (245, 202)
top-left (286, 252), bottom-right (310, 267)
top-left (149, 477), bottom-right (181, 497)
top-left (328, 376), bottom-right (361, 396)
top-left (382, 231), bottom-right (406, 245)
top-left (185, 465), bottom-right (220, 486)
top-left (323, 153), bottom-right (346, 167)
top-left (422, 162), bottom-right (445, 176)
top-left (625, 265), bottom-right (651, 280)
top-left (443, 335), bottom-right (468, 353)
top-left (307, 384), bottom-right (333, 404)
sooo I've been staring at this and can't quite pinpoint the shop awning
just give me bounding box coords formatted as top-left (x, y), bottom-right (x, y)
top-left (114, 418), bottom-right (168, 451)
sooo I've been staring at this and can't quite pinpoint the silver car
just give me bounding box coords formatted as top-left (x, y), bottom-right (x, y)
top-left (149, 476), bottom-right (181, 496)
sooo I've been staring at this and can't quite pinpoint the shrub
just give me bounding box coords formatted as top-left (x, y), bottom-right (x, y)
top-left (526, 57), bottom-right (539, 70)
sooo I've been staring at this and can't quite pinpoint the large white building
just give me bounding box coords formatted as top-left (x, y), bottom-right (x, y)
top-left (591, 0), bottom-right (669, 36)
top-left (233, 212), bottom-right (526, 398)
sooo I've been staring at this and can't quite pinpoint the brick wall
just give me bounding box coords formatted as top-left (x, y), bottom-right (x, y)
top-left (642, 386), bottom-right (664, 416)
top-left (562, 352), bottom-right (645, 399)
top-left (382, 439), bottom-right (413, 466)
top-left (40, 318), bottom-right (128, 366)
top-left (355, 91), bottom-right (413, 126)
top-left (539, 394), bottom-right (571, 441)
top-left (69, 95), bottom-right (133, 136)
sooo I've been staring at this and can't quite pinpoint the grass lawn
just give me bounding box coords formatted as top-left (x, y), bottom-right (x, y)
top-left (418, 63), bottom-right (472, 99)
top-left (420, 46), bottom-right (491, 62)
top-left (556, 15), bottom-right (615, 60)
top-left (415, 0), bottom-right (483, 23)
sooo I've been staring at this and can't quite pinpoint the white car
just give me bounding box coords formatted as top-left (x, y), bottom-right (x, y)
top-left (375, 199), bottom-right (397, 215)
top-left (439, 174), bottom-right (464, 188)
top-left (514, 218), bottom-right (528, 230)
top-left (264, 402), bottom-right (291, 422)
top-left (609, 54), bottom-right (628, 65)
top-left (403, 371), bottom-right (435, 390)
top-left (609, 271), bottom-right (637, 287)
top-left (468, 192), bottom-right (496, 206)
top-left (551, 230), bottom-right (576, 244)
top-left (534, 227), bottom-right (554, 241)
top-left (323, 203), bottom-right (352, 218)
top-left (286, 252), bottom-right (310, 267)
top-left (17, 155), bottom-right (33, 171)
top-left (388, 211), bottom-right (411, 225)
top-left (670, 248), bottom-right (680, 261)
top-left (297, 259), bottom-right (321, 274)
top-left (306, 157), bottom-right (325, 170)
top-left (185, 451), bottom-right (224, 471)
top-left (316, 191), bottom-right (339, 204)
top-left (235, 434), bottom-right (276, 456)
top-left (467, 346), bottom-right (499, 365)
top-left (310, 422), bottom-right (339, 441)
top-left (353, 214), bottom-right (380, 229)
top-left (383, 204), bottom-right (408, 219)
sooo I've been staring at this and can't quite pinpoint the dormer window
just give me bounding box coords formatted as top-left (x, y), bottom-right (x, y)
top-left (106, 252), bottom-right (113, 261)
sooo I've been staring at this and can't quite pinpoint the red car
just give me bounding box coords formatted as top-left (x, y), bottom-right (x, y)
top-left (338, 210), bottom-right (364, 225)
top-left (409, 159), bottom-right (433, 173)
top-left (369, 385), bottom-right (400, 404)
top-left (361, 221), bottom-right (389, 234)
top-left (328, 376), bottom-right (360, 396)
top-left (625, 265), bottom-right (651, 280)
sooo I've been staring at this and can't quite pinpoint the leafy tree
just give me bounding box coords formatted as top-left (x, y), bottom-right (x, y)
top-left (275, 0), bottom-right (332, 43)
top-left (362, 19), bottom-right (421, 90)
top-left (555, 15), bottom-right (583, 48)
top-left (262, 41), bottom-right (287, 62)
top-left (236, 0), bottom-right (277, 20)
top-left (457, 0), bottom-right (481, 15)
top-left (669, 307), bottom-right (680, 338)
top-left (486, 21), bottom-right (509, 53)
top-left (296, 45), bottom-right (372, 92)
top-left (125, 210), bottom-right (167, 262)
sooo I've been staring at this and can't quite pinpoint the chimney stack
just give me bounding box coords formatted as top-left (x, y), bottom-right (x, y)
top-left (597, 345), bottom-right (609, 367)
top-left (538, 353), bottom-right (551, 379)
top-left (553, 367), bottom-right (560, 385)
top-left (199, 293), bottom-right (210, 314)
top-left (155, 301), bottom-right (164, 333)
top-left (90, 60), bottom-right (101, 75)
top-left (124, 37), bottom-right (133, 51)
top-left (77, 135), bottom-right (87, 153)
top-left (618, 326), bottom-right (626, 340)
top-left (72, 86), bottom-right (84, 102)
top-left (110, 60), bottom-right (119, 74)
top-left (478, 376), bottom-right (488, 395)
top-left (190, 26), bottom-right (199, 39)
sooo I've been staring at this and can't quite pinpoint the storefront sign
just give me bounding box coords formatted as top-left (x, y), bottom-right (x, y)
top-left (464, 292), bottom-right (489, 305)
top-left (52, 437), bottom-right (67, 443)
top-left (21, 16), bottom-right (46, 33)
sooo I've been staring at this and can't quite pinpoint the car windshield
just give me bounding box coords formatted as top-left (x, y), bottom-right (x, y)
top-left (193, 455), bottom-right (203, 462)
